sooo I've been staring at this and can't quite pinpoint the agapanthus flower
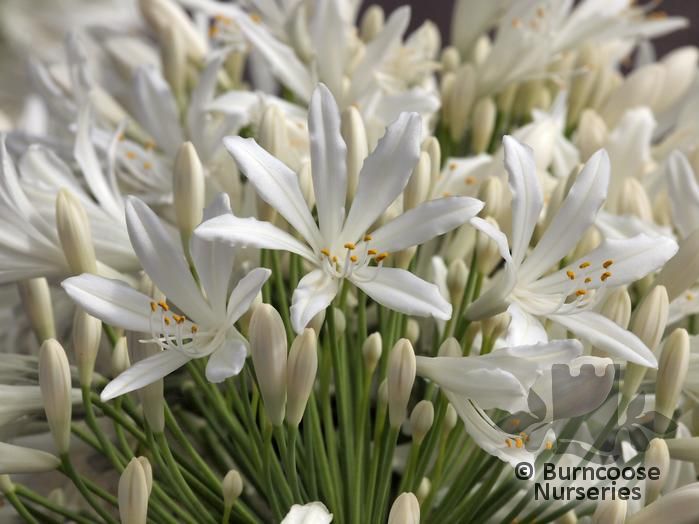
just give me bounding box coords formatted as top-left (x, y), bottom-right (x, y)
top-left (63, 195), bottom-right (270, 399)
top-left (197, 84), bottom-right (483, 333)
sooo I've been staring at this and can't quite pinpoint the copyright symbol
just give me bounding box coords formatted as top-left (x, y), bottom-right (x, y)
top-left (515, 462), bottom-right (534, 480)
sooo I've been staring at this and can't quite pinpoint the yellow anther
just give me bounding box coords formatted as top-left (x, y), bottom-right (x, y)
top-left (173, 314), bottom-right (185, 324)
top-left (209, 25), bottom-right (219, 38)
top-left (443, 192), bottom-right (452, 197)
top-left (579, 261), bottom-right (591, 269)
top-left (600, 271), bottom-right (612, 282)
top-left (584, 277), bottom-right (592, 284)
top-left (332, 256), bottom-right (338, 263)
top-left (602, 259), bottom-right (614, 269)
top-left (164, 317), bottom-right (171, 326)
top-left (344, 242), bottom-right (356, 250)
top-left (367, 249), bottom-right (378, 255)
top-left (250, 12), bottom-right (261, 23)
top-left (575, 289), bottom-right (587, 296)
top-left (143, 161), bottom-right (153, 170)
top-left (687, 293), bottom-right (695, 300)
top-left (126, 151), bottom-right (137, 160)
top-left (546, 441), bottom-right (553, 450)
top-left (363, 234), bottom-right (373, 242)
top-left (449, 162), bottom-right (457, 170)
top-left (350, 255), bottom-right (358, 263)
top-left (515, 438), bottom-right (523, 448)
top-left (464, 176), bottom-right (477, 185)
top-left (505, 439), bottom-right (512, 448)
top-left (144, 140), bottom-right (156, 150)
top-left (566, 270), bottom-right (575, 280)
top-left (117, 133), bottom-right (125, 142)
top-left (375, 252), bottom-right (388, 262)
top-left (150, 302), bottom-right (157, 312)
top-left (320, 248), bottom-right (330, 257)
top-left (536, 6), bottom-right (545, 17)
top-left (512, 17), bottom-right (522, 28)
top-left (158, 301), bottom-right (169, 311)
top-left (191, 325), bottom-right (198, 334)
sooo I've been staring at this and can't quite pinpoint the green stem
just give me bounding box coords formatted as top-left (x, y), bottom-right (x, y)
top-left (60, 454), bottom-right (118, 524)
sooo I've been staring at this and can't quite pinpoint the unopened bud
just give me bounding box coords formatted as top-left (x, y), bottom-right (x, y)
top-left (173, 142), bottom-right (204, 241)
top-left (72, 309), bottom-right (102, 387)
top-left (360, 5), bottom-right (384, 42)
top-left (387, 339), bottom-right (416, 428)
top-left (600, 64), bottom-right (665, 126)
top-left (655, 329), bottom-right (689, 433)
top-left (286, 329), bottom-right (317, 427)
top-left (593, 499), bottom-right (626, 524)
top-left (258, 105), bottom-right (288, 159)
top-left (342, 106), bottom-right (368, 203)
top-left (404, 152), bottom-right (431, 211)
top-left (438, 337), bottom-right (461, 358)
top-left (139, 0), bottom-right (207, 60)
top-left (405, 319), bottom-right (420, 346)
top-left (0, 475), bottom-right (13, 494)
top-left (416, 477), bottom-right (431, 504)
top-left (0, 442), bottom-right (60, 475)
top-left (628, 483), bottom-right (699, 524)
top-left (250, 304), bottom-right (287, 426)
top-left (569, 226), bottom-right (601, 261)
top-left (481, 311), bottom-right (510, 341)
top-left (18, 278), bottom-right (56, 341)
top-left (39, 339), bottom-right (72, 453)
top-left (599, 287), bottom-right (632, 329)
top-left (440, 72), bottom-right (455, 123)
top-left (410, 400), bottom-right (434, 445)
top-left (131, 334), bottom-right (165, 433)
top-left (471, 97), bottom-right (496, 154)
top-left (441, 46), bottom-right (460, 73)
top-left (475, 218), bottom-right (502, 275)
top-left (395, 245), bottom-right (417, 270)
top-left (496, 83), bottom-right (518, 116)
top-left (298, 162), bottom-right (315, 209)
top-left (644, 438), bottom-right (670, 504)
top-left (446, 259), bottom-right (468, 306)
top-left (48, 488), bottom-right (65, 507)
top-left (222, 469), bottom-right (244, 509)
top-left (477, 176), bottom-right (504, 220)
top-left (362, 333), bottom-right (383, 374)
top-left (111, 337), bottom-right (131, 378)
top-left (309, 309), bottom-right (326, 336)
top-left (444, 403), bottom-right (458, 434)
top-left (568, 48), bottom-right (599, 125)
top-left (161, 26), bottom-right (185, 103)
top-left (388, 492), bottom-right (420, 524)
top-left (118, 457), bottom-right (150, 524)
top-left (421, 137), bottom-right (441, 186)
top-left (655, 47), bottom-right (699, 114)
top-left (448, 64), bottom-right (476, 142)
top-left (575, 109), bottom-right (607, 161)
top-left (616, 177), bottom-right (653, 222)
top-left (665, 436), bottom-right (699, 462)
top-left (56, 189), bottom-right (97, 274)
top-left (137, 457), bottom-right (153, 495)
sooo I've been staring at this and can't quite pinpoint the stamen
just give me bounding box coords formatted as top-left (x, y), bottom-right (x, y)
top-left (332, 256), bottom-right (338, 263)
top-left (375, 252), bottom-right (388, 262)
top-left (126, 151), bottom-right (137, 160)
top-left (584, 277), bottom-right (592, 283)
top-left (602, 259), bottom-right (614, 269)
top-left (363, 234), bottom-right (373, 241)
top-left (368, 249), bottom-right (378, 255)
top-left (566, 270), bottom-right (575, 280)
top-left (143, 161), bottom-right (153, 170)
top-left (505, 439), bottom-right (512, 448)
top-left (600, 272), bottom-right (612, 282)
top-left (145, 140), bottom-right (156, 150)
top-left (350, 255), bottom-right (358, 263)
top-left (191, 325), bottom-right (198, 334)
top-left (164, 317), bottom-right (171, 326)
top-left (464, 176), bottom-right (477, 185)
top-left (158, 301), bottom-right (169, 311)
top-left (546, 441), bottom-right (553, 450)
top-left (515, 438), bottom-right (523, 448)
top-left (579, 261), bottom-right (591, 269)
top-left (150, 301), bottom-right (157, 312)
top-left (575, 289), bottom-right (587, 296)
top-left (344, 242), bottom-right (356, 250)
top-left (320, 248), bottom-right (330, 257)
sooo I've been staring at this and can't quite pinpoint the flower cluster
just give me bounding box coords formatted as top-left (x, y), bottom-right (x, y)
top-left (0, 0), bottom-right (698, 523)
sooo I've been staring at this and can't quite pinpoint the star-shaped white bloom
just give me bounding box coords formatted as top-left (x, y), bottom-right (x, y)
top-left (466, 136), bottom-right (678, 367)
top-left (62, 195), bottom-right (270, 400)
top-left (196, 84), bottom-right (483, 333)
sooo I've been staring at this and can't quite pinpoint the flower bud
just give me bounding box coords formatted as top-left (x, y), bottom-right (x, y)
top-left (470, 97), bottom-right (496, 154)
top-left (0, 442), bottom-right (60, 475)
top-left (593, 498), bottom-right (626, 524)
top-left (568, 225), bottom-right (601, 262)
top-left (395, 245), bottom-right (417, 270)
top-left (111, 336), bottom-right (131, 378)
top-left (440, 72), bottom-right (455, 123)
top-left (665, 437), bottom-right (699, 462)
top-left (173, 142), bottom-right (205, 242)
top-left (118, 457), bottom-right (150, 524)
top-left (444, 223), bottom-right (476, 263)
top-left (600, 64), bottom-right (665, 126)
top-left (441, 46), bottom-right (460, 73)
top-left (332, 308), bottom-right (346, 337)
top-left (360, 5), bottom-right (384, 42)
top-left (438, 337), bottom-right (461, 358)
top-left (654, 228), bottom-right (699, 302)
top-left (258, 104), bottom-right (289, 161)
top-left (475, 218), bottom-right (502, 275)
top-left (131, 333), bottom-right (165, 433)
top-left (72, 309), bottom-right (102, 387)
top-left (448, 64), bottom-right (476, 142)
top-left (249, 304), bottom-right (287, 426)
top-left (655, 47), bottom-right (698, 114)
top-left (403, 152), bottom-right (431, 211)
top-left (298, 161), bottom-right (316, 209)
top-left (616, 177), bottom-right (653, 222)
top-left (139, 0), bottom-right (207, 60)
top-left (56, 189), bottom-right (97, 274)
top-left (444, 403), bottom-right (458, 435)
top-left (599, 287), bottom-right (632, 329)
top-left (416, 477), bottom-right (431, 504)
top-left (644, 438), bottom-right (670, 504)
top-left (623, 286), bottom-right (669, 402)
top-left (48, 488), bottom-right (65, 506)
top-left (39, 339), bottom-right (72, 453)
top-left (0, 475), bottom-right (13, 494)
top-left (627, 483), bottom-right (699, 524)
top-left (137, 456), bottom-right (153, 495)
top-left (342, 106), bottom-right (368, 204)
top-left (309, 309), bottom-right (326, 336)
top-left (410, 400), bottom-right (434, 445)
top-left (405, 319), bottom-right (420, 346)
top-left (496, 83), bottom-right (518, 116)
top-left (387, 339), bottom-right (416, 428)
top-left (481, 311), bottom-right (510, 341)
top-left (362, 333), bottom-right (382, 374)
top-left (421, 137), bottom-right (441, 187)
top-left (18, 278), bottom-right (56, 342)
top-left (655, 329), bottom-right (689, 433)
top-left (477, 177), bottom-right (504, 220)
top-left (446, 259), bottom-right (468, 307)
top-left (388, 492), bottom-right (420, 524)
top-left (286, 329), bottom-right (317, 427)
top-left (575, 109), bottom-right (607, 161)
top-left (222, 469), bottom-right (244, 509)
top-left (568, 47), bottom-right (599, 125)
top-left (161, 26), bottom-right (185, 103)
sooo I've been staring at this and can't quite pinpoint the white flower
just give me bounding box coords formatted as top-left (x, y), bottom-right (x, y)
top-left (281, 502), bottom-right (333, 524)
top-left (197, 84), bottom-right (483, 333)
top-left (467, 136), bottom-right (677, 367)
top-left (62, 195), bottom-right (270, 400)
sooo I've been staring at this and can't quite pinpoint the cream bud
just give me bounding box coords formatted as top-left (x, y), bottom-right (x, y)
top-left (118, 457), bottom-right (150, 524)
top-left (56, 189), bottom-right (97, 275)
top-left (173, 142), bottom-right (205, 241)
top-left (388, 492), bottom-right (420, 524)
top-left (387, 339), bottom-right (416, 428)
top-left (39, 339), bottom-right (73, 453)
top-left (286, 329), bottom-right (318, 427)
top-left (72, 309), bottom-right (102, 387)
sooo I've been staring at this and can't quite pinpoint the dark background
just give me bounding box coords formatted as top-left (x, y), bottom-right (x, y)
top-left (371, 0), bottom-right (699, 56)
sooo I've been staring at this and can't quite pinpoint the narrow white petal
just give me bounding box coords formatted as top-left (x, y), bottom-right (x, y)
top-left (205, 338), bottom-right (248, 383)
top-left (549, 310), bottom-right (657, 367)
top-left (310, 3), bottom-right (349, 97)
top-left (502, 135), bottom-right (543, 266)
top-left (290, 269), bottom-right (339, 334)
top-left (101, 349), bottom-right (192, 401)
top-left (308, 84), bottom-right (348, 241)
top-left (125, 198), bottom-right (212, 323)
top-left (223, 136), bottom-right (322, 250)
top-left (226, 268), bottom-right (272, 324)
top-left (369, 196), bottom-right (483, 253)
top-left (62, 274), bottom-right (152, 332)
top-left (519, 150), bottom-right (610, 283)
top-left (667, 150), bottom-right (699, 239)
top-left (342, 112), bottom-right (421, 243)
top-left (133, 66), bottom-right (183, 155)
top-left (195, 214), bottom-right (317, 263)
top-left (505, 303), bottom-right (549, 346)
top-left (352, 267), bottom-right (451, 321)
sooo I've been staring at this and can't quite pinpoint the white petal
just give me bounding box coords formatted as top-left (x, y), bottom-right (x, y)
top-left (505, 303), bottom-right (548, 346)
top-left (62, 274), bottom-right (152, 332)
top-left (310, 3), bottom-right (349, 97)
top-left (223, 136), bottom-right (322, 250)
top-left (519, 150), bottom-right (609, 283)
top-left (549, 310), bottom-right (657, 367)
top-left (667, 150), bottom-right (699, 239)
top-left (226, 268), bottom-right (272, 323)
top-left (655, 228), bottom-right (699, 301)
top-left (502, 135), bottom-right (543, 266)
top-left (290, 269), bottom-right (339, 334)
top-left (352, 267), bottom-right (451, 321)
top-left (133, 66), bottom-right (183, 155)
top-left (195, 214), bottom-right (317, 263)
top-left (205, 338), bottom-right (248, 383)
top-left (530, 234), bottom-right (678, 296)
top-left (342, 112), bottom-right (421, 243)
top-left (281, 502), bottom-right (333, 524)
top-left (369, 196), bottom-right (483, 253)
top-left (125, 198), bottom-right (212, 324)
top-left (101, 349), bottom-right (192, 401)
top-left (308, 84), bottom-right (347, 241)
